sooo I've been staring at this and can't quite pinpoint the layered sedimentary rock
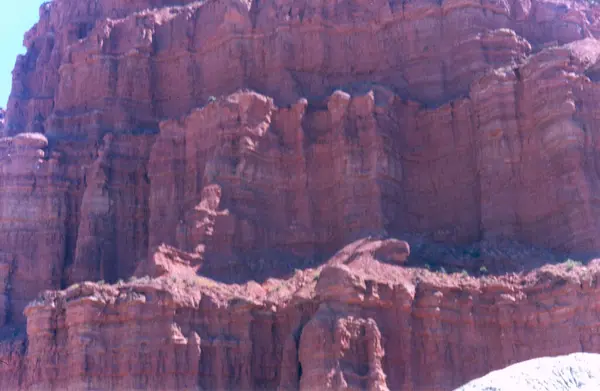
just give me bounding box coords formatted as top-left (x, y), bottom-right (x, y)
top-left (4, 0), bottom-right (600, 289)
top-left (3, 0), bottom-right (600, 389)
top-left (0, 133), bottom-right (67, 325)
top-left (14, 242), bottom-right (600, 391)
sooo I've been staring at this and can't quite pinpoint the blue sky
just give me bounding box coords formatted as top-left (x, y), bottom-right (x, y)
top-left (0, 1), bottom-right (46, 107)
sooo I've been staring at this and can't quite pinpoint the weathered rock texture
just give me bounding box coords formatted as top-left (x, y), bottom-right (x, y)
top-left (3, 0), bottom-right (600, 389)
top-left (11, 244), bottom-right (600, 391)
top-left (455, 352), bottom-right (600, 390)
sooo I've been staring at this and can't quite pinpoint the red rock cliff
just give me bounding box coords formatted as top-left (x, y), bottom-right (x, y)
top-left (3, 0), bottom-right (600, 389)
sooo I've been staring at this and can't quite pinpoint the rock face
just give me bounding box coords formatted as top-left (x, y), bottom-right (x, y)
top-left (13, 245), bottom-right (600, 391)
top-left (3, 0), bottom-right (600, 389)
top-left (455, 352), bottom-right (600, 391)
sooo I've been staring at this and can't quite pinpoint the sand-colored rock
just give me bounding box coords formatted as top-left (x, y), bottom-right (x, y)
top-left (455, 353), bottom-right (600, 391)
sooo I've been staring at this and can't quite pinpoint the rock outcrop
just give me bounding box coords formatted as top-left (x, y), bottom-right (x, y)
top-left (10, 243), bottom-right (600, 391)
top-left (3, 0), bottom-right (600, 389)
top-left (455, 352), bottom-right (600, 391)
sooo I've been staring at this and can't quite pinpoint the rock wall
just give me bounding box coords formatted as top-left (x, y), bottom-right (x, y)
top-left (3, 0), bottom-right (600, 389)
top-left (12, 244), bottom-right (600, 391)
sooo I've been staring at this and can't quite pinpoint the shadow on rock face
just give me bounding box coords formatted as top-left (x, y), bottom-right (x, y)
top-left (196, 235), bottom-right (412, 284)
top-left (399, 232), bottom-right (598, 277)
top-left (373, 239), bottom-right (410, 265)
top-left (148, 229), bottom-right (600, 285)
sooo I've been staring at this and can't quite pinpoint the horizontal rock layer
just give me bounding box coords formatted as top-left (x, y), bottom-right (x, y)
top-left (4, 243), bottom-right (600, 391)
top-left (2, 0), bottom-right (600, 389)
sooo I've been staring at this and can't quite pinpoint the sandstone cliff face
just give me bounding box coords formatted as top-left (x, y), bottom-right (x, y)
top-left (14, 244), bottom-right (600, 391)
top-left (3, 0), bottom-right (600, 389)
